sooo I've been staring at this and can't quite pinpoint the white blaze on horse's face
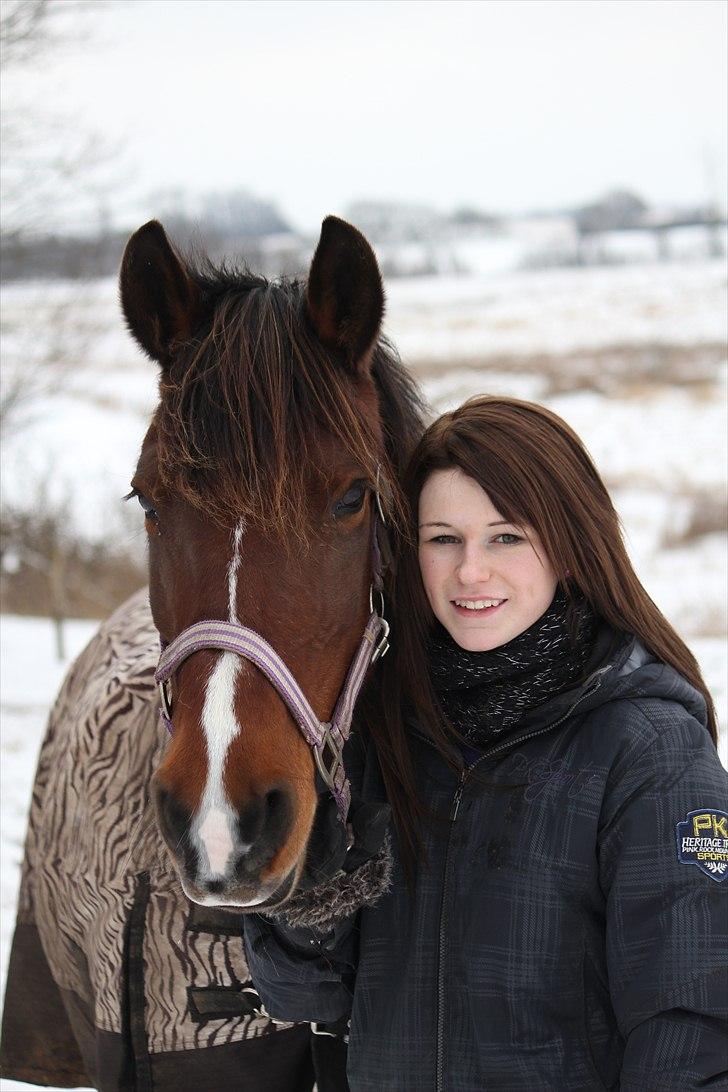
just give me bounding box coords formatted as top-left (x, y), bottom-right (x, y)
top-left (227, 519), bottom-right (245, 624)
top-left (192, 519), bottom-right (248, 886)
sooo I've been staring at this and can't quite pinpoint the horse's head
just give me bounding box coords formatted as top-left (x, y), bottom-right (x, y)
top-left (121, 216), bottom-right (421, 909)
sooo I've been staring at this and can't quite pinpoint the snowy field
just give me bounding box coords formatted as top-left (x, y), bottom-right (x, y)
top-left (1, 256), bottom-right (726, 1090)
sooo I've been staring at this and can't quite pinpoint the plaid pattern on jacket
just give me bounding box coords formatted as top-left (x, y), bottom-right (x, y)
top-left (244, 632), bottom-right (728, 1091)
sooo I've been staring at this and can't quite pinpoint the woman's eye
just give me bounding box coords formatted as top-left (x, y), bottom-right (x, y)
top-left (334, 481), bottom-right (367, 518)
top-left (429, 534), bottom-right (459, 545)
top-left (493, 533), bottom-right (521, 545)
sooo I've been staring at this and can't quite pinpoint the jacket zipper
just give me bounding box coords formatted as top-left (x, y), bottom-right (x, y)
top-left (431, 666), bottom-right (609, 1091)
top-left (435, 769), bottom-right (466, 1092)
top-left (468, 666), bottom-right (610, 769)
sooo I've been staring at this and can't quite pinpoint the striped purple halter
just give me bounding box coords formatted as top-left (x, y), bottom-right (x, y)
top-left (154, 502), bottom-right (390, 825)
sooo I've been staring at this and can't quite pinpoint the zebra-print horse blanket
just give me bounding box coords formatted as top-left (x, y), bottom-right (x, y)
top-left (0, 590), bottom-right (342, 1091)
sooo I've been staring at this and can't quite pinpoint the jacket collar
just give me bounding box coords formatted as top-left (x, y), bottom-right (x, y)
top-left (408, 623), bottom-right (708, 775)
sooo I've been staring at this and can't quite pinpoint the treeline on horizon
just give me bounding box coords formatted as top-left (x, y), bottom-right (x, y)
top-left (1, 187), bottom-right (725, 283)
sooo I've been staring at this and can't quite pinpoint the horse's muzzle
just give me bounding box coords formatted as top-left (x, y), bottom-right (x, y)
top-left (153, 781), bottom-right (297, 902)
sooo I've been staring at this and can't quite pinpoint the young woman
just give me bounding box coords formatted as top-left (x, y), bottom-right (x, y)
top-left (244, 396), bottom-right (727, 1092)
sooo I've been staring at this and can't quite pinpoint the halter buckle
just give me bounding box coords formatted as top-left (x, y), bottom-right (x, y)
top-left (159, 677), bottom-right (173, 720)
top-left (314, 726), bottom-right (344, 792)
top-left (372, 616), bottom-right (390, 663)
top-left (369, 586), bottom-right (391, 663)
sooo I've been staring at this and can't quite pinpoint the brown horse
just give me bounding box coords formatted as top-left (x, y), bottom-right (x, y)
top-left (121, 215), bottom-right (423, 909)
top-left (0, 215), bottom-right (426, 1090)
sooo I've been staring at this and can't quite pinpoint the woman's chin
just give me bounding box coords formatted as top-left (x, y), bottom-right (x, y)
top-left (447, 617), bottom-right (514, 653)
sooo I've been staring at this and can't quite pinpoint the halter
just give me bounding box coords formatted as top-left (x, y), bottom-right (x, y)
top-left (154, 495), bottom-right (390, 826)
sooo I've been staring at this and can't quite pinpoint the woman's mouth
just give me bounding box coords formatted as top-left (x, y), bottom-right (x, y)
top-left (452, 598), bottom-right (507, 617)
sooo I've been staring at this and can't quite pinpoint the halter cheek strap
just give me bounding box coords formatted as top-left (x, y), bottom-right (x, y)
top-left (153, 507), bottom-right (390, 825)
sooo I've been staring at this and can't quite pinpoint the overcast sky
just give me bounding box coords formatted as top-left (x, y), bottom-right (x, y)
top-left (6, 0), bottom-right (727, 233)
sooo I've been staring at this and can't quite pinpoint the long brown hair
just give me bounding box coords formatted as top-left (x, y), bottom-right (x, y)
top-left (362, 395), bottom-right (718, 884)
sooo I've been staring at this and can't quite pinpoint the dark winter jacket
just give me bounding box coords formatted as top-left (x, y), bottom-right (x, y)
top-left (244, 630), bottom-right (728, 1091)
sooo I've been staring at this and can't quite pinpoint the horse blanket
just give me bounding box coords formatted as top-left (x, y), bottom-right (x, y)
top-left (0, 590), bottom-right (328, 1091)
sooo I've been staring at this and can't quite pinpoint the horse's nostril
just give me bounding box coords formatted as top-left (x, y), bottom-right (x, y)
top-left (235, 786), bottom-right (293, 864)
top-left (153, 783), bottom-right (199, 878)
top-left (265, 787), bottom-right (285, 818)
top-left (264, 787), bottom-right (293, 842)
top-left (155, 784), bottom-right (191, 845)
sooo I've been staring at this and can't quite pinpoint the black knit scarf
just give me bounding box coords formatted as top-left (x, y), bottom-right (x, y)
top-left (427, 588), bottom-right (598, 748)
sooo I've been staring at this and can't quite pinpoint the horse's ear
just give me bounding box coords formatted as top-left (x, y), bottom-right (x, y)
top-left (120, 220), bottom-right (201, 365)
top-left (306, 216), bottom-right (384, 371)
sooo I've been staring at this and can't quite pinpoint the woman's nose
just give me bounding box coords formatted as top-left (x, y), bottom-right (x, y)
top-left (456, 548), bottom-right (490, 584)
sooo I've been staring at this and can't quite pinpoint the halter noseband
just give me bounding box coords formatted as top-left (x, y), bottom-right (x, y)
top-left (154, 501), bottom-right (390, 825)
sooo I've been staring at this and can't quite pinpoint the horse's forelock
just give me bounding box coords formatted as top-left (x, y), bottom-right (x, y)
top-left (153, 270), bottom-right (412, 537)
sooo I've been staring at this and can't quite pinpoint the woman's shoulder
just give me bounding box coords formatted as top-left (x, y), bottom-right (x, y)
top-left (581, 690), bottom-right (713, 769)
top-left (576, 636), bottom-right (715, 767)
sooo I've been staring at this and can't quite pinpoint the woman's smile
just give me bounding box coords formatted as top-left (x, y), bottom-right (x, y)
top-left (451, 597), bottom-right (508, 617)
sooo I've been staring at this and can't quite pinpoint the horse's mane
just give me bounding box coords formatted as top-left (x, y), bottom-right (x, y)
top-left (154, 259), bottom-right (429, 535)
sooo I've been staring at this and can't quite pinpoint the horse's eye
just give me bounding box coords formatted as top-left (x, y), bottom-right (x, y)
top-left (125, 488), bottom-right (158, 523)
top-left (138, 495), bottom-right (159, 521)
top-left (334, 481), bottom-right (367, 518)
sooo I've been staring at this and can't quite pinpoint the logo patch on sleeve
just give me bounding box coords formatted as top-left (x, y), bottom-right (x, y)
top-left (676, 810), bottom-right (728, 881)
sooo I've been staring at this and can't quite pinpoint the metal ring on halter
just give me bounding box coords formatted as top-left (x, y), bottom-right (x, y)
top-left (369, 583), bottom-right (387, 615)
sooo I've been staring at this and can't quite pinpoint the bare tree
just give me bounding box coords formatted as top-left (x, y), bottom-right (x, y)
top-left (1, 1), bottom-right (132, 643)
top-left (0, 285), bottom-right (110, 437)
top-left (0, 0), bottom-right (52, 67)
top-left (1, 0), bottom-right (119, 436)
top-left (1, 0), bottom-right (113, 237)
top-left (0, 482), bottom-right (146, 657)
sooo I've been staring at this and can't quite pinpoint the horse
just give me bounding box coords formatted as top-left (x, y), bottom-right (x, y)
top-left (0, 217), bottom-right (427, 1091)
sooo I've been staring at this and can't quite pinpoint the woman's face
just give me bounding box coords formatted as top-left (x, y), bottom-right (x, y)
top-left (418, 468), bottom-right (558, 652)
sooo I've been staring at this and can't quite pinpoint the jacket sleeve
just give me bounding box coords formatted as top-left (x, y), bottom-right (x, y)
top-left (243, 725), bottom-right (386, 1024)
top-left (597, 705), bottom-right (728, 1090)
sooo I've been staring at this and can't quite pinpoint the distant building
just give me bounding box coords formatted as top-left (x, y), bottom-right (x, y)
top-left (573, 189), bottom-right (649, 234)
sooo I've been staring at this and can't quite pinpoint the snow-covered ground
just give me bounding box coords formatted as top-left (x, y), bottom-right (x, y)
top-left (1, 256), bottom-right (726, 1089)
top-left (386, 257), bottom-right (727, 360)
